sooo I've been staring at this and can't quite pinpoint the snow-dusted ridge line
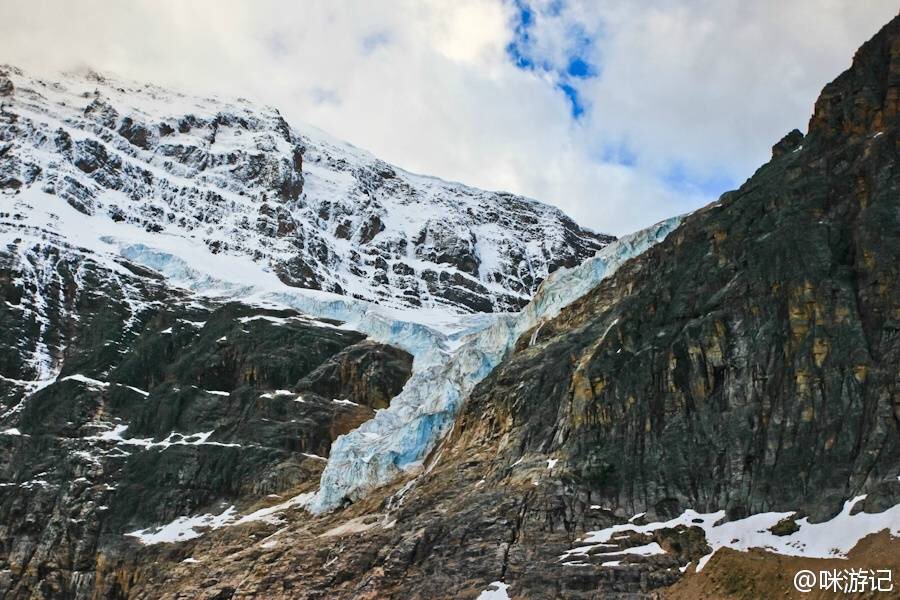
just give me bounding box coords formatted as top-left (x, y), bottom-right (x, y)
top-left (309, 215), bottom-right (684, 512)
top-left (1, 66), bottom-right (612, 314)
top-left (4, 188), bottom-right (491, 367)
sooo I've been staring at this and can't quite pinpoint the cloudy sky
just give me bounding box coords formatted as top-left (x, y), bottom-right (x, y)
top-left (1, 1), bottom-right (897, 235)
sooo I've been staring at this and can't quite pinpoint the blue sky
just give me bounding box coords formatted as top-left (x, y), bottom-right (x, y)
top-left (2, 0), bottom-right (897, 235)
top-left (506, 0), bottom-right (597, 118)
top-left (502, 0), bottom-right (744, 199)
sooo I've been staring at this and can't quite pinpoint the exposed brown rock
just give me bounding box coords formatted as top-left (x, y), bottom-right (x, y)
top-left (664, 532), bottom-right (900, 600)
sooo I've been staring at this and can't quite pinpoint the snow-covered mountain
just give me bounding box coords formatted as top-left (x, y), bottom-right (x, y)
top-left (3, 11), bottom-right (898, 596)
top-left (0, 64), bottom-right (620, 598)
top-left (0, 65), bottom-right (613, 315)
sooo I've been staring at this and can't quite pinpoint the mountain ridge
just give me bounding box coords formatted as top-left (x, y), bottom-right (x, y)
top-left (0, 65), bottom-right (613, 315)
top-left (117, 13), bottom-right (900, 599)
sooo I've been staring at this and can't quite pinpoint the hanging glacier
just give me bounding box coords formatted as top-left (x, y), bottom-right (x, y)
top-left (307, 215), bottom-right (684, 512)
top-left (8, 187), bottom-right (681, 517)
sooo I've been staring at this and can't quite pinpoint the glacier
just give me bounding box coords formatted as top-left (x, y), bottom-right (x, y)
top-left (308, 215), bottom-right (683, 512)
top-left (105, 207), bottom-right (683, 514)
top-left (116, 240), bottom-right (492, 368)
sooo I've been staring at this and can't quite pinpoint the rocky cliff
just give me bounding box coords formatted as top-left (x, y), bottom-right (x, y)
top-left (0, 234), bottom-right (414, 597)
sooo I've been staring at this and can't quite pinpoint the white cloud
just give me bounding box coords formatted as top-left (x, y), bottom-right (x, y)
top-left (0, 0), bottom-right (895, 235)
top-left (565, 0), bottom-right (899, 179)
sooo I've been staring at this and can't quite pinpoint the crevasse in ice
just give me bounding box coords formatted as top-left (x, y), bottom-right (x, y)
top-left (307, 215), bottom-right (684, 512)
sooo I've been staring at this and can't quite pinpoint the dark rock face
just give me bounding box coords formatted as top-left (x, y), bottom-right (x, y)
top-left (0, 75), bottom-right (13, 97)
top-left (296, 341), bottom-right (414, 410)
top-left (476, 13), bottom-right (900, 523)
top-left (117, 118), bottom-right (152, 150)
top-left (0, 239), bottom-right (412, 599)
top-left (104, 15), bottom-right (900, 600)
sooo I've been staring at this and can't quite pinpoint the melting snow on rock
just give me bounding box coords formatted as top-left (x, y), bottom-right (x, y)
top-left (560, 495), bottom-right (900, 572)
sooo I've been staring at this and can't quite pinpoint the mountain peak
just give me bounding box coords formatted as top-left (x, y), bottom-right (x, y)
top-left (0, 66), bottom-right (613, 314)
top-left (807, 12), bottom-right (900, 141)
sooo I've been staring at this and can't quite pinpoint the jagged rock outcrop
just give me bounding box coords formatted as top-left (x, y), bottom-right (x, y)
top-left (296, 341), bottom-right (414, 410)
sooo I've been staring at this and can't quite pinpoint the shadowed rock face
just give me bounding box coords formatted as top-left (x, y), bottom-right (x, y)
top-left (96, 15), bottom-right (900, 600)
top-left (0, 242), bottom-right (412, 599)
top-left (296, 341), bottom-right (414, 411)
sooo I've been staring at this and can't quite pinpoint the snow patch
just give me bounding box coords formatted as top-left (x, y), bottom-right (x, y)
top-left (332, 398), bottom-right (359, 406)
top-left (121, 384), bottom-right (150, 397)
top-left (477, 581), bottom-right (510, 600)
top-left (126, 506), bottom-right (238, 544)
top-left (85, 425), bottom-right (240, 450)
top-left (127, 492), bottom-right (314, 545)
top-left (561, 496), bottom-right (900, 571)
top-left (61, 374), bottom-right (110, 388)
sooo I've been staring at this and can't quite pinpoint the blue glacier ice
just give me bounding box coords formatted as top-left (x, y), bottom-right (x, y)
top-left (307, 215), bottom-right (684, 512)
